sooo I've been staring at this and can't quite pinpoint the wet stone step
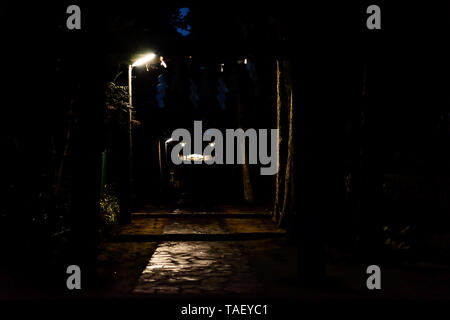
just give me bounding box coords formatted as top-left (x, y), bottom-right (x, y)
top-left (111, 232), bottom-right (287, 242)
top-left (132, 212), bottom-right (271, 218)
top-left (114, 217), bottom-right (286, 241)
top-left (162, 219), bottom-right (226, 234)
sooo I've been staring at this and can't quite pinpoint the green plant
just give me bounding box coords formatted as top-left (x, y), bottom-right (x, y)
top-left (100, 184), bottom-right (120, 226)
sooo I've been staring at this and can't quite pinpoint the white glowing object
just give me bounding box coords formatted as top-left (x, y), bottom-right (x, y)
top-left (178, 154), bottom-right (213, 161)
top-left (160, 56), bottom-right (167, 68)
top-left (132, 53), bottom-right (156, 67)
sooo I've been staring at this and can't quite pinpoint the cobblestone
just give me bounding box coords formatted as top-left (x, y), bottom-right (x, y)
top-left (133, 241), bottom-right (263, 295)
top-left (119, 218), bottom-right (168, 235)
top-left (163, 219), bottom-right (227, 234)
top-left (96, 212), bottom-right (450, 299)
top-left (111, 213), bottom-right (285, 296)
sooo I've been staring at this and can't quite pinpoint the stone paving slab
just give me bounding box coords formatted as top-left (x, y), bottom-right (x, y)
top-left (118, 218), bottom-right (168, 235)
top-left (141, 204), bottom-right (270, 213)
top-left (225, 218), bottom-right (285, 234)
top-left (117, 216), bottom-right (285, 237)
top-left (132, 212), bottom-right (271, 218)
top-left (133, 205), bottom-right (271, 218)
top-left (133, 241), bottom-right (263, 295)
top-left (111, 232), bottom-right (288, 242)
top-left (121, 214), bottom-right (286, 296)
top-left (96, 241), bottom-right (159, 295)
top-left (163, 218), bottom-right (227, 234)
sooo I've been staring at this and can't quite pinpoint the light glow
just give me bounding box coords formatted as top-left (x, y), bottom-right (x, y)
top-left (160, 56), bottom-right (167, 68)
top-left (132, 53), bottom-right (156, 67)
top-left (178, 154), bottom-right (213, 162)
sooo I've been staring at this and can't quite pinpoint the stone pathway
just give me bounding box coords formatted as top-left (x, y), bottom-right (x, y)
top-left (133, 241), bottom-right (263, 295)
top-left (117, 216), bottom-right (284, 237)
top-left (131, 216), bottom-right (271, 295)
top-left (98, 213), bottom-right (450, 299)
top-left (162, 219), bottom-right (227, 234)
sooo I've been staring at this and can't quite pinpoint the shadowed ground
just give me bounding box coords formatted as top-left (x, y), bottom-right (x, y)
top-left (94, 208), bottom-right (450, 299)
